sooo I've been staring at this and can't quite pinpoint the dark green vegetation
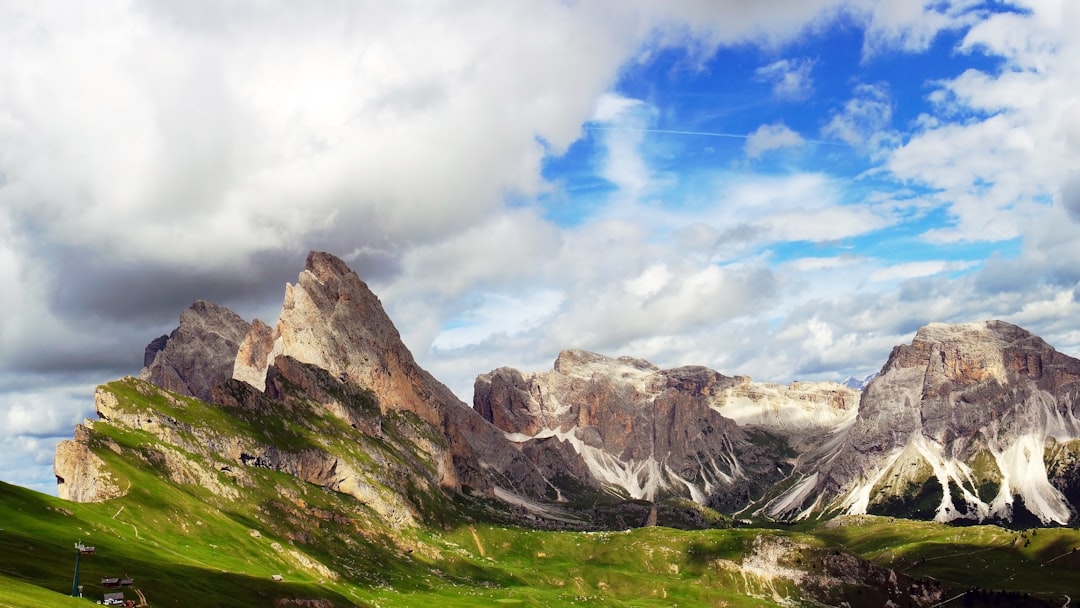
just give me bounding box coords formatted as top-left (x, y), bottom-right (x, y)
top-left (4, 378), bottom-right (1080, 607)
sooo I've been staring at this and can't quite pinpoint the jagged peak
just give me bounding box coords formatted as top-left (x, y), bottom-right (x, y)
top-left (553, 349), bottom-right (658, 376)
top-left (913, 319), bottom-right (1034, 344)
top-left (305, 250), bottom-right (356, 283)
top-left (141, 299), bottom-right (250, 401)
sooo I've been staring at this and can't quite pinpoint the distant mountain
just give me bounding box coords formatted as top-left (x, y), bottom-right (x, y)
top-left (761, 321), bottom-right (1080, 526)
top-left (474, 350), bottom-right (859, 512)
top-left (841, 373), bottom-right (876, 390)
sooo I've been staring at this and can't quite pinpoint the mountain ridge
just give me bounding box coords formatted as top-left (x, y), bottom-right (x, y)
top-left (56, 253), bottom-right (1080, 529)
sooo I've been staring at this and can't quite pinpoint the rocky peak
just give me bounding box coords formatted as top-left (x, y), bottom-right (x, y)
top-left (767, 320), bottom-right (1080, 525)
top-left (140, 300), bottom-right (251, 401)
top-left (234, 251), bottom-right (459, 429)
top-left (475, 350), bottom-right (790, 509)
top-left (222, 251), bottom-right (571, 499)
top-left (553, 349), bottom-right (658, 378)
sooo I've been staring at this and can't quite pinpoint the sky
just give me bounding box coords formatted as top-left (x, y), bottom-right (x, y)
top-left (3, 0), bottom-right (1080, 495)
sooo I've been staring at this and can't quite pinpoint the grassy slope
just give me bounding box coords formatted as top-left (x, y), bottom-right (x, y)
top-left (814, 516), bottom-right (1080, 602)
top-left (9, 482), bottom-right (1080, 607)
top-left (5, 377), bottom-right (1080, 607)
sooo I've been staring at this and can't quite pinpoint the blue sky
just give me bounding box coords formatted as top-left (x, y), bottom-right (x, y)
top-left (2, 0), bottom-right (1080, 494)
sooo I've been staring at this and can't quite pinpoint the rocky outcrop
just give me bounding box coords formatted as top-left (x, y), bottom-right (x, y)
top-left (233, 318), bottom-right (276, 391)
top-left (54, 423), bottom-right (124, 502)
top-left (766, 321), bottom-right (1080, 525)
top-left (475, 349), bottom-right (801, 510)
top-left (141, 300), bottom-right (251, 401)
top-left (87, 370), bottom-right (425, 527)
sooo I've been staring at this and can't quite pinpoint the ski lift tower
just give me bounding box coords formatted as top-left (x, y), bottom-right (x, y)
top-left (72, 542), bottom-right (96, 597)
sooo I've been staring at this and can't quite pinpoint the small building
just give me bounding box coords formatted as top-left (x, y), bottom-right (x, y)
top-left (103, 591), bottom-right (125, 606)
top-left (101, 577), bottom-right (121, 588)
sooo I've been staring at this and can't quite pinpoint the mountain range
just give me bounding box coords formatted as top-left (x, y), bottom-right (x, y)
top-left (29, 251), bottom-right (1080, 606)
top-left (58, 251), bottom-right (1080, 529)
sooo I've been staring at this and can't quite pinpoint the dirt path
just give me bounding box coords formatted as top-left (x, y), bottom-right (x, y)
top-left (134, 587), bottom-right (148, 607)
top-left (1045, 549), bottom-right (1077, 565)
top-left (927, 591), bottom-right (967, 607)
top-left (469, 526), bottom-right (486, 557)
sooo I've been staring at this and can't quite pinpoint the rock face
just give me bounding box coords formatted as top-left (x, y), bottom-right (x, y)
top-left (141, 300), bottom-right (251, 401)
top-left (227, 251), bottom-right (561, 497)
top-left (765, 321), bottom-right (1080, 525)
top-left (54, 423), bottom-right (124, 502)
top-left (234, 252), bottom-right (456, 429)
top-left (475, 349), bottom-right (855, 510)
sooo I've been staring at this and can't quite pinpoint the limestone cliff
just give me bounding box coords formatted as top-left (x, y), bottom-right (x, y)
top-left (473, 349), bottom-right (839, 511)
top-left (765, 321), bottom-right (1080, 525)
top-left (54, 423), bottom-right (124, 502)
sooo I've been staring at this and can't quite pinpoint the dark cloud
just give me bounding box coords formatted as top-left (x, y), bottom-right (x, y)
top-left (1062, 174), bottom-right (1080, 223)
top-left (973, 255), bottom-right (1036, 296)
top-left (46, 247), bottom-right (305, 324)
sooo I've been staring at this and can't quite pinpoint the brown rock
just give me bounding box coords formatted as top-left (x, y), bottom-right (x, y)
top-left (475, 349), bottom-right (789, 509)
top-left (54, 423), bottom-right (124, 502)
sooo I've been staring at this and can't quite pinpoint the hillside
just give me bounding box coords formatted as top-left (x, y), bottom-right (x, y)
top-left (5, 465), bottom-right (1080, 607)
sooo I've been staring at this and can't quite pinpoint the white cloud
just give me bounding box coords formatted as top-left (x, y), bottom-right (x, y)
top-left (868, 260), bottom-right (979, 282)
top-left (859, 0), bottom-right (986, 55)
top-left (430, 290), bottom-right (564, 351)
top-left (755, 58), bottom-right (816, 100)
top-left (590, 94), bottom-right (657, 200)
top-left (745, 123), bottom-right (806, 158)
top-left (881, 0), bottom-right (1080, 247)
top-left (785, 255), bottom-right (862, 272)
top-left (822, 82), bottom-right (896, 152)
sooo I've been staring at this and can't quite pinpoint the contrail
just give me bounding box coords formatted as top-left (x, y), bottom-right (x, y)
top-left (584, 125), bottom-right (846, 147)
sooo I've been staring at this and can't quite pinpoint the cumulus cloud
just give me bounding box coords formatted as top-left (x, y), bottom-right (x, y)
top-left (1060, 174), bottom-right (1080, 223)
top-left (745, 123), bottom-right (806, 158)
top-left (754, 58), bottom-right (816, 100)
top-left (822, 82), bottom-right (896, 152)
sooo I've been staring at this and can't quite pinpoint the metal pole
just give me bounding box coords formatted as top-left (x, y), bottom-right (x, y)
top-left (71, 545), bottom-right (81, 597)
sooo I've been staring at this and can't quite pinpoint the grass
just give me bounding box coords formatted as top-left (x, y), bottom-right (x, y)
top-left (9, 476), bottom-right (1080, 607)
top-left (6, 376), bottom-right (1080, 607)
top-left (816, 516), bottom-right (1080, 603)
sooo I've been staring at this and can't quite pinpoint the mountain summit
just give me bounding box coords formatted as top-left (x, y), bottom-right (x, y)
top-left (764, 320), bottom-right (1080, 525)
